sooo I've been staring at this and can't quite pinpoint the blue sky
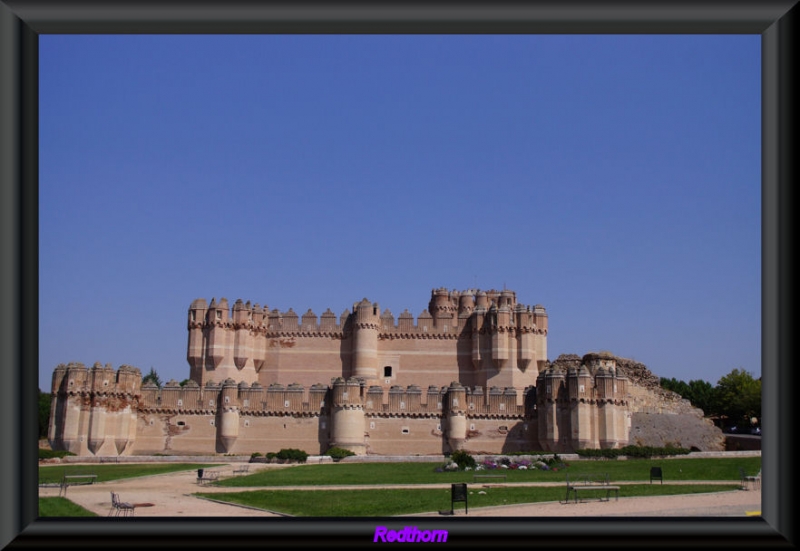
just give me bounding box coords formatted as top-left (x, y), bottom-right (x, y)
top-left (38, 34), bottom-right (761, 391)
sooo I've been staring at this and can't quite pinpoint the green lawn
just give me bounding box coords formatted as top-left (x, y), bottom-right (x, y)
top-left (38, 456), bottom-right (759, 517)
top-left (38, 463), bottom-right (215, 485)
top-left (213, 457), bottom-right (761, 487)
top-left (197, 484), bottom-right (742, 517)
top-left (39, 496), bottom-right (98, 517)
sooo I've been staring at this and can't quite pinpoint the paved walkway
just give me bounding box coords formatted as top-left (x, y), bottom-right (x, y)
top-left (39, 462), bottom-right (761, 518)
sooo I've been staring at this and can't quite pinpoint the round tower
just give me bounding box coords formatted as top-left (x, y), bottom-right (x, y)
top-left (458, 292), bottom-right (475, 316)
top-left (217, 378), bottom-right (240, 453)
top-left (330, 377), bottom-right (366, 454)
top-left (232, 299), bottom-right (252, 370)
top-left (568, 365), bottom-right (594, 450)
top-left (352, 298), bottom-right (380, 381)
top-left (187, 298), bottom-right (208, 375)
top-left (537, 367), bottom-right (565, 452)
top-left (206, 298), bottom-right (229, 369)
top-left (445, 381), bottom-right (468, 452)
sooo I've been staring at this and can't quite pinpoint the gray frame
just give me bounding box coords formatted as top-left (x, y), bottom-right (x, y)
top-left (1, 1), bottom-right (795, 547)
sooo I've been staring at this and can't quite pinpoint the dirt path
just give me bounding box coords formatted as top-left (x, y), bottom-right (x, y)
top-left (39, 462), bottom-right (761, 518)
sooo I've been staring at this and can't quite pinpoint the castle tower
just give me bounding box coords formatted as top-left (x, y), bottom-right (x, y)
top-left (471, 304), bottom-right (485, 370)
top-left (515, 304), bottom-right (536, 375)
top-left (490, 302), bottom-right (511, 372)
top-left (217, 378), bottom-right (240, 453)
top-left (330, 377), bottom-right (366, 454)
top-left (458, 291), bottom-right (475, 320)
top-left (567, 365), bottom-right (594, 450)
top-left (430, 287), bottom-right (455, 330)
top-left (232, 299), bottom-right (252, 370)
top-left (49, 362), bottom-right (92, 454)
top-left (584, 352), bottom-right (621, 449)
top-left (445, 381), bottom-right (468, 452)
top-left (352, 298), bottom-right (380, 381)
top-left (206, 298), bottom-right (229, 369)
top-left (111, 364), bottom-right (141, 456)
top-left (537, 367), bottom-right (565, 452)
top-left (187, 298), bottom-right (208, 380)
top-left (251, 303), bottom-right (267, 372)
top-left (533, 305), bottom-right (549, 372)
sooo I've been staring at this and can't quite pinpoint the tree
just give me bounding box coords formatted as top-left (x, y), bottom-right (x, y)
top-left (713, 368), bottom-right (761, 428)
top-left (660, 377), bottom-right (717, 416)
top-left (660, 377), bottom-right (690, 398)
top-left (38, 389), bottom-right (51, 439)
top-left (142, 367), bottom-right (162, 388)
top-left (685, 379), bottom-right (717, 416)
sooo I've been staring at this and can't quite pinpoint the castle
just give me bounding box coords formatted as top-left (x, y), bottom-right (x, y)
top-left (48, 288), bottom-right (642, 457)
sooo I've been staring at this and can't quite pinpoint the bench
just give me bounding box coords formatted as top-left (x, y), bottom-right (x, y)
top-left (59, 474), bottom-right (98, 496)
top-left (564, 473), bottom-right (620, 504)
top-left (232, 464), bottom-right (250, 475)
top-left (196, 470), bottom-right (219, 485)
top-left (473, 474), bottom-right (507, 483)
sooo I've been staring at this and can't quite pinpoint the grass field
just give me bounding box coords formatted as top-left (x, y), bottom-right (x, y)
top-left (38, 463), bottom-right (214, 485)
top-left (38, 455), bottom-right (759, 517)
top-left (212, 456), bottom-right (762, 487)
top-left (197, 484), bottom-right (743, 517)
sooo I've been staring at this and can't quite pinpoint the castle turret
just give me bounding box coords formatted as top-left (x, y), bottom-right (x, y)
top-left (537, 367), bottom-right (565, 452)
top-left (251, 303), bottom-right (267, 372)
top-left (47, 363), bottom-right (69, 448)
top-left (330, 377), bottom-right (366, 454)
top-left (217, 378), bottom-right (240, 452)
top-left (232, 299), bottom-right (252, 370)
top-left (533, 304), bottom-right (548, 372)
top-left (568, 365), bottom-right (594, 450)
top-left (187, 298), bottom-right (208, 377)
top-left (430, 287), bottom-right (455, 329)
top-left (490, 302), bottom-right (510, 371)
top-left (352, 298), bottom-right (380, 380)
top-left (112, 364), bottom-right (141, 456)
top-left (515, 304), bottom-right (536, 374)
top-left (445, 381), bottom-right (468, 452)
top-left (206, 298), bottom-right (229, 369)
top-left (471, 305), bottom-right (485, 369)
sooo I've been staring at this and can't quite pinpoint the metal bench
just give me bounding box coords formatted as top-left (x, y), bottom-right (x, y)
top-left (564, 473), bottom-right (620, 503)
top-left (196, 470), bottom-right (219, 485)
top-left (59, 473), bottom-right (98, 496)
top-left (232, 464), bottom-right (250, 475)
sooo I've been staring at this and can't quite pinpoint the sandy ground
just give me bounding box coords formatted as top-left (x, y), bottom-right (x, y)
top-left (38, 461), bottom-right (761, 518)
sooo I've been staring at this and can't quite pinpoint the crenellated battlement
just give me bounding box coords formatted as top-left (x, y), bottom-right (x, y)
top-left (50, 361), bottom-right (142, 396)
top-left (187, 288), bottom-right (548, 338)
top-left (133, 376), bottom-right (532, 418)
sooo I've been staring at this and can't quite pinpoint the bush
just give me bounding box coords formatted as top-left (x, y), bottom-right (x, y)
top-left (574, 445), bottom-right (691, 459)
top-left (450, 450), bottom-right (476, 470)
top-left (325, 446), bottom-right (356, 461)
top-left (275, 448), bottom-right (309, 463)
top-left (38, 449), bottom-right (75, 460)
top-left (250, 452), bottom-right (262, 458)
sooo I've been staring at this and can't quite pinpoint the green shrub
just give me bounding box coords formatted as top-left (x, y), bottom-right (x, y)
top-left (450, 449), bottom-right (476, 470)
top-left (325, 446), bottom-right (356, 461)
top-left (38, 449), bottom-right (75, 460)
top-left (574, 445), bottom-right (691, 459)
top-left (251, 452), bottom-right (262, 458)
top-left (275, 448), bottom-right (309, 463)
